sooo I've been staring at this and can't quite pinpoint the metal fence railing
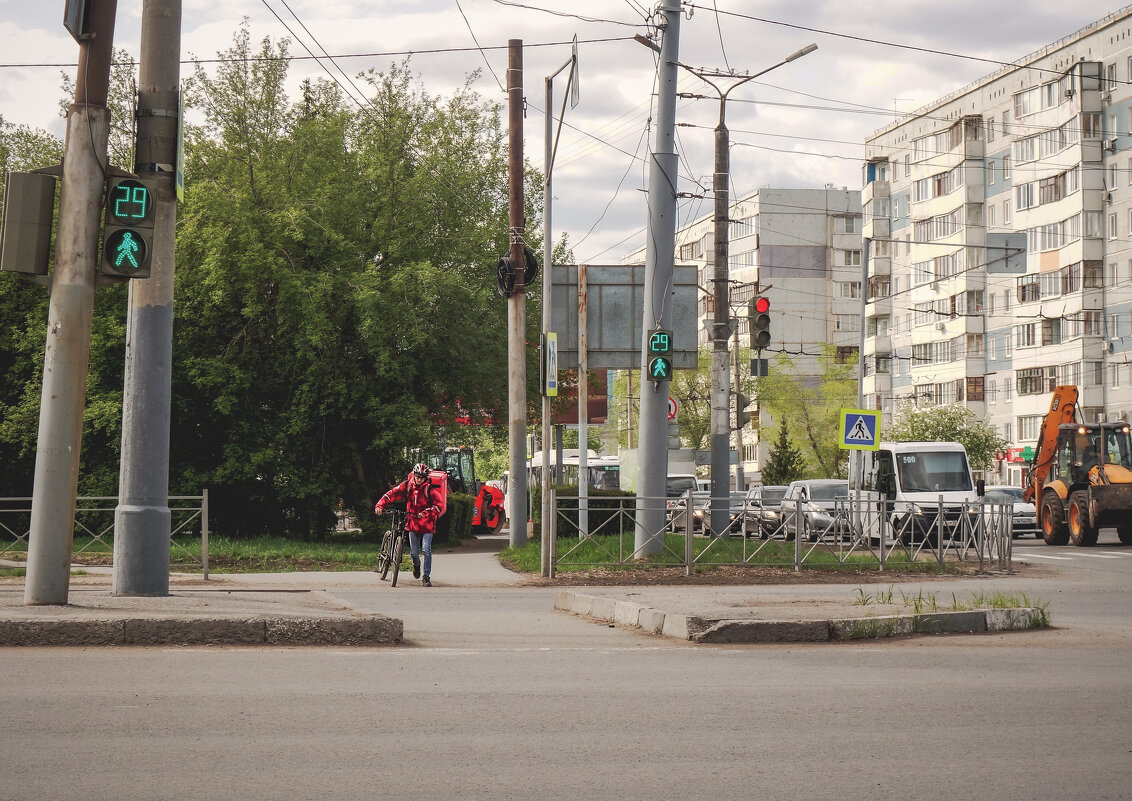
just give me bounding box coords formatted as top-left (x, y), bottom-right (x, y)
top-left (0, 491), bottom-right (211, 578)
top-left (548, 489), bottom-right (1013, 578)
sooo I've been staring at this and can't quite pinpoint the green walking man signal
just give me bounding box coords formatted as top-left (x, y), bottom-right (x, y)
top-left (101, 176), bottom-right (155, 278)
top-left (647, 327), bottom-right (672, 383)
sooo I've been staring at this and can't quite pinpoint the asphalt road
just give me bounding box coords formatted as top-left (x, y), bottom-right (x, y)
top-left (4, 540), bottom-right (1131, 801)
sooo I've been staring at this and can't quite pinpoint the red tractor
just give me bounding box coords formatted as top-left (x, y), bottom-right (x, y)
top-left (419, 446), bottom-right (506, 535)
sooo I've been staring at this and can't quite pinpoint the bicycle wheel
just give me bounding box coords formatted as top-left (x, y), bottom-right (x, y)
top-left (378, 530), bottom-right (393, 580)
top-left (390, 533), bottom-right (404, 587)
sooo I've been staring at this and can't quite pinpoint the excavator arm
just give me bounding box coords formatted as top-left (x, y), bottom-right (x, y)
top-left (1024, 385), bottom-right (1078, 504)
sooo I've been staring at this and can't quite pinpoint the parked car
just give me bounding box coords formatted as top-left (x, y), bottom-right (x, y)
top-left (668, 488), bottom-right (749, 534)
top-left (743, 485), bottom-right (788, 538)
top-left (983, 487), bottom-right (1039, 538)
top-left (782, 479), bottom-right (850, 541)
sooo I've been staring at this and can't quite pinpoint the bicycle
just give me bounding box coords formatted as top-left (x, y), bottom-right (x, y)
top-left (376, 508), bottom-right (407, 587)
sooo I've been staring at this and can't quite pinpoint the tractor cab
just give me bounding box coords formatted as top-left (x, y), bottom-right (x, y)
top-left (1052, 423), bottom-right (1132, 486)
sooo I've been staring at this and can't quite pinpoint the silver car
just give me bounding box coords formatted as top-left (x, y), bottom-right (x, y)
top-left (984, 487), bottom-right (1039, 538)
top-left (782, 479), bottom-right (850, 541)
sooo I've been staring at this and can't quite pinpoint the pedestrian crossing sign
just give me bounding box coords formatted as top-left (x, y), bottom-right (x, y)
top-left (839, 408), bottom-right (880, 450)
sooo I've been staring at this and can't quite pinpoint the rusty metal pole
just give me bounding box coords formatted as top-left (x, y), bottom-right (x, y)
top-left (25, 0), bottom-right (119, 605)
top-left (506, 40), bottom-right (528, 549)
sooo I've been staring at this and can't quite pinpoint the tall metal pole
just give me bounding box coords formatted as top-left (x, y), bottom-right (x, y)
top-left (634, 2), bottom-right (681, 556)
top-left (732, 322), bottom-right (745, 490)
top-left (25, 0), bottom-right (119, 605)
top-left (708, 95), bottom-right (733, 536)
top-left (541, 52), bottom-right (575, 573)
top-left (682, 43), bottom-right (817, 535)
top-left (114, 0), bottom-right (181, 596)
top-left (541, 68), bottom-right (552, 574)
top-left (506, 40), bottom-right (528, 549)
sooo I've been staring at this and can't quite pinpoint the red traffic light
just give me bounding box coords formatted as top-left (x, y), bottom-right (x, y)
top-left (753, 296), bottom-right (770, 314)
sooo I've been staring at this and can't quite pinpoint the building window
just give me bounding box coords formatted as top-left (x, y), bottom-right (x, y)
top-left (987, 161), bottom-right (996, 185)
top-left (1019, 415), bottom-right (1042, 440)
top-left (1002, 156), bottom-right (1011, 181)
top-left (837, 281), bottom-right (861, 299)
top-left (1004, 199), bottom-right (1011, 224)
top-left (1016, 323), bottom-right (1037, 348)
top-left (834, 314), bottom-right (860, 332)
top-left (1016, 274), bottom-right (1040, 303)
top-left (1110, 213), bottom-right (1118, 240)
top-left (966, 376), bottom-right (985, 402)
top-left (987, 204), bottom-right (996, 227)
top-left (842, 250), bottom-right (862, 266)
top-left (1017, 368), bottom-right (1045, 396)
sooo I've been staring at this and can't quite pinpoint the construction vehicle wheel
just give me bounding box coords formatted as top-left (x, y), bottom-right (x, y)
top-left (1067, 491), bottom-right (1098, 547)
top-left (1117, 527), bottom-right (1132, 546)
top-left (1041, 493), bottom-right (1069, 546)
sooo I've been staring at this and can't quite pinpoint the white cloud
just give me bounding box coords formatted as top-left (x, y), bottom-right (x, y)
top-left (1, 0), bottom-right (1125, 261)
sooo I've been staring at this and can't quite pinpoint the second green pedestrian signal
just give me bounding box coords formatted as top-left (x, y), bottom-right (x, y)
top-left (647, 327), bottom-right (672, 383)
top-left (102, 176), bottom-right (155, 278)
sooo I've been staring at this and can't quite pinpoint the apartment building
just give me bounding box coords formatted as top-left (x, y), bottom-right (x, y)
top-left (623, 188), bottom-right (862, 483)
top-left (862, 8), bottom-right (1132, 485)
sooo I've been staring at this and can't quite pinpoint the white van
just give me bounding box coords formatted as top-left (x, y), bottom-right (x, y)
top-left (853, 441), bottom-right (984, 543)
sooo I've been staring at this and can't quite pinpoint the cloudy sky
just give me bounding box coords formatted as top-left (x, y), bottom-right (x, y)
top-left (1, 1), bottom-right (1127, 262)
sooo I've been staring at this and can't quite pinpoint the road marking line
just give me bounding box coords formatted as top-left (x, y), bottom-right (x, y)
top-left (1073, 553), bottom-right (1123, 559)
top-left (1016, 553), bottom-right (1074, 560)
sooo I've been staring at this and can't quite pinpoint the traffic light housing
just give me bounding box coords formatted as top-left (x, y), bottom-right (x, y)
top-left (647, 327), bottom-right (673, 383)
top-left (736, 392), bottom-right (754, 429)
top-left (750, 296), bottom-right (771, 349)
top-left (102, 176), bottom-right (155, 278)
top-left (1, 171), bottom-right (56, 276)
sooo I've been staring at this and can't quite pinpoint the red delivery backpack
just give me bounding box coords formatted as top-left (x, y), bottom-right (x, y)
top-left (411, 468), bottom-right (448, 517)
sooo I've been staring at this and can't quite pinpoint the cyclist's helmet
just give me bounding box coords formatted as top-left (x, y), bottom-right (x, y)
top-left (412, 462), bottom-right (430, 479)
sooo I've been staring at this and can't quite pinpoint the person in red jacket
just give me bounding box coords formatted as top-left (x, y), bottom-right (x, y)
top-left (374, 463), bottom-right (442, 586)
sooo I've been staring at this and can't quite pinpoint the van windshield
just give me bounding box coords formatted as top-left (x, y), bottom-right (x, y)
top-left (665, 477), bottom-right (697, 497)
top-left (897, 451), bottom-right (973, 493)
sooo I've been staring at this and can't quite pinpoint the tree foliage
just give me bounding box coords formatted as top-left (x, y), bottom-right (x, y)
top-left (0, 24), bottom-right (545, 538)
top-left (759, 421), bottom-right (805, 485)
top-left (756, 346), bottom-right (857, 479)
top-left (887, 401), bottom-right (1007, 471)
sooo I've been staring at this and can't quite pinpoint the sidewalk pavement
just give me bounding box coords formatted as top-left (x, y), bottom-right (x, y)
top-left (1, 532), bottom-right (1045, 646)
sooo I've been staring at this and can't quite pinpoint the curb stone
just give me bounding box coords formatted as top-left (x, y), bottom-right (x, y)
top-left (554, 592), bottom-right (1046, 644)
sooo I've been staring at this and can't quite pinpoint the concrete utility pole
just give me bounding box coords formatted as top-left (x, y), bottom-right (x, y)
top-left (506, 40), bottom-right (528, 549)
top-left (634, 2), bottom-right (681, 556)
top-left (114, 0), bottom-right (182, 597)
top-left (25, 0), bottom-right (119, 605)
top-left (682, 43), bottom-right (817, 536)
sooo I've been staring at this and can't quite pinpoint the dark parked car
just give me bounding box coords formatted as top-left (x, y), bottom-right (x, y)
top-left (743, 485), bottom-right (788, 537)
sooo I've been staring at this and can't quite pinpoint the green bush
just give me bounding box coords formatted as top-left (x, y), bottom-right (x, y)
top-left (436, 492), bottom-right (475, 544)
top-left (537, 485), bottom-right (637, 536)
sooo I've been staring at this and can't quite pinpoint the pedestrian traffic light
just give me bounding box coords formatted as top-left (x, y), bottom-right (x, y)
top-left (647, 327), bottom-right (673, 383)
top-left (749, 296), bottom-right (771, 349)
top-left (102, 176), bottom-right (155, 278)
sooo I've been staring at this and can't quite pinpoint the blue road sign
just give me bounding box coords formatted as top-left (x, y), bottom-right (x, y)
top-left (839, 408), bottom-right (880, 451)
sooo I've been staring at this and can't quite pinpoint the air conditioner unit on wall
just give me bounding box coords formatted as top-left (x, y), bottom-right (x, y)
top-left (1102, 91), bottom-right (1113, 102)
top-left (935, 322), bottom-right (947, 332)
top-left (1103, 138), bottom-right (1117, 152)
